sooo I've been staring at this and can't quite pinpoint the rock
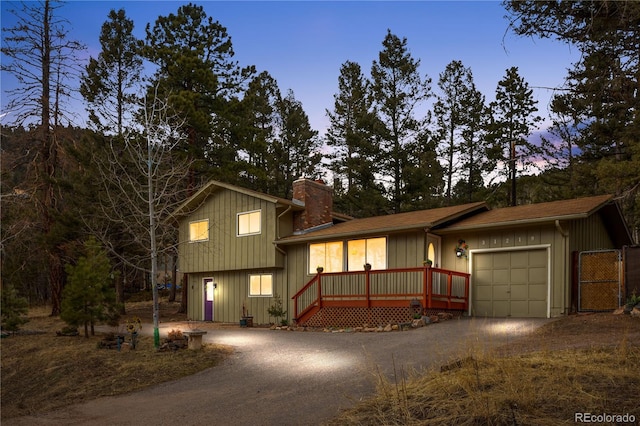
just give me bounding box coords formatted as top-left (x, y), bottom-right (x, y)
top-left (391, 324), bottom-right (399, 331)
top-left (355, 327), bottom-right (363, 332)
top-left (613, 307), bottom-right (625, 315)
top-left (631, 307), bottom-right (640, 317)
top-left (411, 319), bottom-right (423, 328)
top-left (422, 316), bottom-right (431, 325)
top-left (383, 324), bottom-right (393, 332)
top-left (437, 312), bottom-right (454, 321)
top-left (430, 315), bottom-right (439, 323)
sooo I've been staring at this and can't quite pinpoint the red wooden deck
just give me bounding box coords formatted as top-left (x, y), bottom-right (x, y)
top-left (292, 267), bottom-right (470, 326)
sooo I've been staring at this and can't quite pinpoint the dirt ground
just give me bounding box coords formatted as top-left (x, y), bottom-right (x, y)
top-left (497, 311), bottom-right (640, 354)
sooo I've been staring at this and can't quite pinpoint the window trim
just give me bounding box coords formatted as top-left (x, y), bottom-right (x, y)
top-left (237, 209), bottom-right (262, 237)
top-left (188, 219), bottom-right (209, 243)
top-left (248, 273), bottom-right (273, 297)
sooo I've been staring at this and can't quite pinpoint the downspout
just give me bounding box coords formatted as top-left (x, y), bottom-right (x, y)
top-left (555, 220), bottom-right (569, 315)
top-left (276, 206), bottom-right (292, 322)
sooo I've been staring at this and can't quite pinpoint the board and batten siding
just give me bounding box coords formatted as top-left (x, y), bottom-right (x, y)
top-left (441, 225), bottom-right (571, 317)
top-left (187, 269), bottom-right (289, 324)
top-left (568, 213), bottom-right (614, 253)
top-left (178, 189), bottom-right (283, 274)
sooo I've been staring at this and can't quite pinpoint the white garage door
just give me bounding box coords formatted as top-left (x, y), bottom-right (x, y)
top-left (472, 249), bottom-right (548, 317)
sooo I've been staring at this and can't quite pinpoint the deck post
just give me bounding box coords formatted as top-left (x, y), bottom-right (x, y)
top-left (426, 267), bottom-right (433, 309)
top-left (464, 275), bottom-right (470, 310)
top-left (365, 270), bottom-right (371, 308)
top-left (317, 274), bottom-right (323, 309)
top-left (447, 273), bottom-right (453, 308)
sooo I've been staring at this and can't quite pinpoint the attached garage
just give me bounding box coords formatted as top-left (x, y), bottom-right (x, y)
top-left (471, 247), bottom-right (549, 318)
top-left (436, 194), bottom-right (634, 319)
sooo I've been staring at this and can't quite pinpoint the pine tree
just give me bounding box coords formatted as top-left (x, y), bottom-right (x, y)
top-left (371, 30), bottom-right (432, 212)
top-left (434, 60), bottom-right (473, 204)
top-left (271, 90), bottom-right (322, 199)
top-left (458, 77), bottom-right (493, 203)
top-left (61, 237), bottom-right (120, 338)
top-left (235, 71), bottom-right (282, 193)
top-left (505, 0), bottom-right (640, 237)
top-left (142, 3), bottom-right (255, 189)
top-left (80, 8), bottom-right (143, 136)
top-left (1, 284), bottom-right (30, 332)
top-left (488, 67), bottom-right (542, 206)
top-left (326, 61), bottom-right (387, 217)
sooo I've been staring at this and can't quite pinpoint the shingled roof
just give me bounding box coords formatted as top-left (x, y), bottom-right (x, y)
top-left (441, 194), bottom-right (614, 231)
top-left (276, 202), bottom-right (488, 244)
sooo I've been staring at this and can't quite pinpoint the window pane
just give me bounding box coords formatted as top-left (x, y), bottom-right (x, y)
top-left (347, 240), bottom-right (366, 271)
top-left (238, 210), bottom-right (261, 235)
top-left (326, 241), bottom-right (343, 272)
top-left (309, 242), bottom-right (343, 273)
top-left (309, 243), bottom-right (325, 274)
top-left (189, 220), bottom-right (208, 242)
top-left (261, 274), bottom-right (273, 295)
top-left (248, 211), bottom-right (261, 234)
top-left (367, 237), bottom-right (387, 269)
top-left (249, 275), bottom-right (262, 296)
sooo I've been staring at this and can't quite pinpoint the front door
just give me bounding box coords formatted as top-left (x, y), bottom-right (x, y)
top-left (204, 278), bottom-right (214, 321)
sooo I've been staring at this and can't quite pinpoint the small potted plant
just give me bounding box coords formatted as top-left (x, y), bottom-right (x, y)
top-left (316, 266), bottom-right (324, 274)
top-left (423, 259), bottom-right (433, 267)
top-left (364, 263), bottom-right (372, 271)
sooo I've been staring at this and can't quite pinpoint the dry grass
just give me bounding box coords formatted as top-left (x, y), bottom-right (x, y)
top-left (1, 302), bottom-right (231, 420)
top-left (329, 315), bottom-right (640, 425)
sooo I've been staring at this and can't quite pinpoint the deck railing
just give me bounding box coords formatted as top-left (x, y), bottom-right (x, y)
top-left (292, 267), bottom-right (470, 324)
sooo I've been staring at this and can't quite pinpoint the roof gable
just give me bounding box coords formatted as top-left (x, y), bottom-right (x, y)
top-left (170, 180), bottom-right (304, 220)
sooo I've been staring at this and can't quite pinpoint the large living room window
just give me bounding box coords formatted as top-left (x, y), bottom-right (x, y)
top-left (347, 237), bottom-right (387, 270)
top-left (237, 210), bottom-right (261, 236)
top-left (189, 219), bottom-right (209, 242)
top-left (309, 241), bottom-right (343, 274)
top-left (249, 274), bottom-right (272, 297)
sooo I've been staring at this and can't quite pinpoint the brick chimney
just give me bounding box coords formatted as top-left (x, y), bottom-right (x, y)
top-left (292, 178), bottom-right (333, 232)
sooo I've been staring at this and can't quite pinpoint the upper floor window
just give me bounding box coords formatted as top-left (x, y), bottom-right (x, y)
top-left (237, 210), bottom-right (261, 236)
top-left (189, 219), bottom-right (209, 242)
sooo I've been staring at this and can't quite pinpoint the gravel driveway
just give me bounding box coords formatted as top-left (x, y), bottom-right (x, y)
top-left (7, 317), bottom-right (550, 426)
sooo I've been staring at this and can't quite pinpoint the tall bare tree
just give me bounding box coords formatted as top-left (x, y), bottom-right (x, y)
top-left (87, 86), bottom-right (192, 346)
top-left (1, 0), bottom-right (84, 315)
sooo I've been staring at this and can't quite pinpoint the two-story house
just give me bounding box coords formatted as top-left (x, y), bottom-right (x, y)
top-left (170, 178), bottom-right (633, 326)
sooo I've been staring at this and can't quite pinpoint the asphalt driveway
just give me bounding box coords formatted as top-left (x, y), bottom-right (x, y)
top-left (7, 317), bottom-right (550, 426)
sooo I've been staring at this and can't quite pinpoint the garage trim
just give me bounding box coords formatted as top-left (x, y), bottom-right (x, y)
top-left (468, 244), bottom-right (551, 318)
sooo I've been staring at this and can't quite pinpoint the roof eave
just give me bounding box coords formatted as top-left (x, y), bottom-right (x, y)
top-left (437, 213), bottom-right (591, 233)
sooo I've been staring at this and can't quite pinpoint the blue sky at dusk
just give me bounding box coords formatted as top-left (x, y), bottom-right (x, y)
top-left (2, 1), bottom-right (579, 135)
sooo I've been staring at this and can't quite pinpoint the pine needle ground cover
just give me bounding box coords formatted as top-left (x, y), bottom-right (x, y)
top-left (1, 304), bottom-right (231, 420)
top-left (329, 314), bottom-right (640, 426)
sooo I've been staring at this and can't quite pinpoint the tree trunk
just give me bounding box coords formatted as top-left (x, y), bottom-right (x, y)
top-left (178, 274), bottom-right (188, 314)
